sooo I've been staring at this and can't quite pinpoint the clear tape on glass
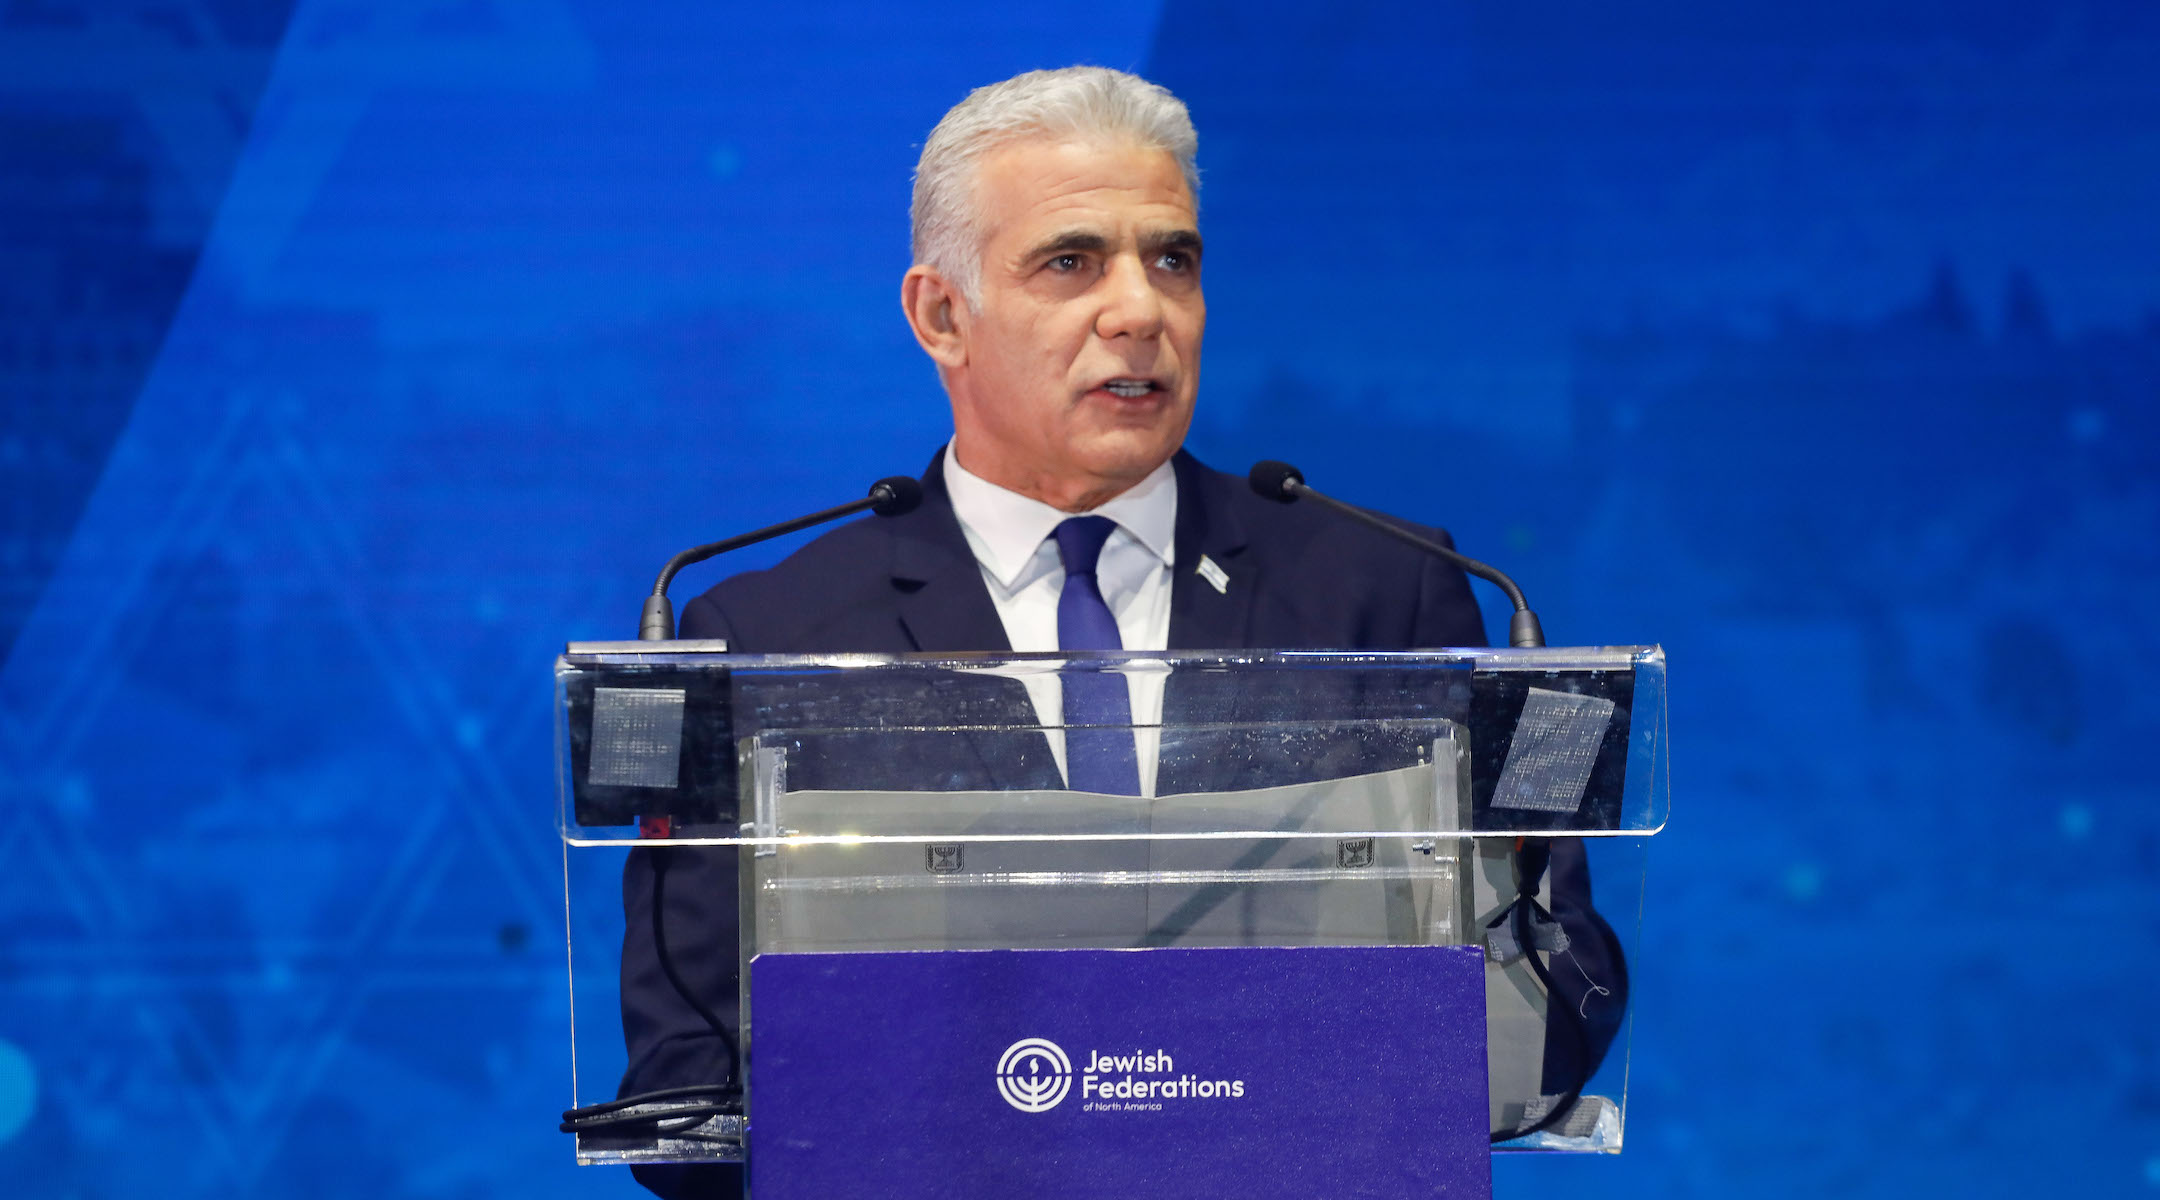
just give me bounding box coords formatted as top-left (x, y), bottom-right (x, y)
top-left (1491, 688), bottom-right (1615, 813)
top-left (588, 686), bottom-right (687, 789)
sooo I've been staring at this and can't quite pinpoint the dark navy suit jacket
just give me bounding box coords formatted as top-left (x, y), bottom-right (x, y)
top-left (619, 449), bottom-right (1618, 1197)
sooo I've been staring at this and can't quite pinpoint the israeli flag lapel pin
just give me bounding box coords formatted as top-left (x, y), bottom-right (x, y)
top-left (1196, 555), bottom-right (1230, 595)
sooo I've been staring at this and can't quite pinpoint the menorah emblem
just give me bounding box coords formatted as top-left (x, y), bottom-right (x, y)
top-left (994, 1038), bottom-right (1073, 1112)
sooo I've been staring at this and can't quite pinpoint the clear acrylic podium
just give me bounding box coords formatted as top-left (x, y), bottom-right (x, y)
top-left (557, 645), bottom-right (1667, 1171)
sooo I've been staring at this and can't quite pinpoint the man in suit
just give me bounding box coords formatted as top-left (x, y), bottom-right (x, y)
top-left (618, 67), bottom-right (1622, 1198)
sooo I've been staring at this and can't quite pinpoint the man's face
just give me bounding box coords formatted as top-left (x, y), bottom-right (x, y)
top-left (935, 138), bottom-right (1204, 510)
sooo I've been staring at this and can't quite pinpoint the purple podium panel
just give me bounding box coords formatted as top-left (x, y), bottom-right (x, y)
top-left (747, 944), bottom-right (1490, 1200)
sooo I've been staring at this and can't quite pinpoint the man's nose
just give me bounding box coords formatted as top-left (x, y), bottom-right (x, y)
top-left (1094, 253), bottom-right (1166, 340)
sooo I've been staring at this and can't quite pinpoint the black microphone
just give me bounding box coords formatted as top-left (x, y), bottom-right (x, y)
top-left (638, 476), bottom-right (924, 640)
top-left (1248, 460), bottom-right (1546, 647)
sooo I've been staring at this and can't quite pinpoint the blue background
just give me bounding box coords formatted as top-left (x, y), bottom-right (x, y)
top-left (3, 1), bottom-right (2157, 1196)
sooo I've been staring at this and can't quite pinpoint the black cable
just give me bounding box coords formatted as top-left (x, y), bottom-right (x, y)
top-left (562, 1084), bottom-right (738, 1123)
top-left (562, 1078), bottom-right (743, 1143)
top-left (561, 1103), bottom-right (736, 1133)
top-left (1483, 837), bottom-right (1602, 1144)
top-left (631, 1129), bottom-right (743, 1147)
top-left (564, 851), bottom-right (743, 1144)
top-left (1486, 892), bottom-right (1594, 1144)
top-left (647, 849), bottom-right (741, 1075)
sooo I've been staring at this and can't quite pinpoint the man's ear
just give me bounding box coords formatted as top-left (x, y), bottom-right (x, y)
top-left (902, 265), bottom-right (968, 369)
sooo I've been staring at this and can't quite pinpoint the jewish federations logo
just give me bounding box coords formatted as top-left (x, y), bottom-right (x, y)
top-left (995, 1038), bottom-right (1073, 1113)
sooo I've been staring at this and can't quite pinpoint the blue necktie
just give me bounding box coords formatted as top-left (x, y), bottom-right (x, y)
top-left (1052, 516), bottom-right (1140, 795)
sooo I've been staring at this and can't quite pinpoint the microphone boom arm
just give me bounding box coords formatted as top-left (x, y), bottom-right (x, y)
top-left (639, 477), bottom-right (920, 640)
top-left (1249, 461), bottom-right (1545, 648)
top-left (1286, 481), bottom-right (1545, 647)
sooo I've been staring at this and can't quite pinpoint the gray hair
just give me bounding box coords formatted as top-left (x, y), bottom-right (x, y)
top-left (911, 66), bottom-right (1200, 311)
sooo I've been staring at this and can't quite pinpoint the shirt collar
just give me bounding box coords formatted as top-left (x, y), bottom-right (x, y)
top-left (944, 446), bottom-right (1178, 591)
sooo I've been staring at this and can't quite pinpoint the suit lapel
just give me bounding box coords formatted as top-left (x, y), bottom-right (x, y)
top-left (1163, 453), bottom-right (1259, 796)
top-left (890, 513), bottom-right (1012, 658)
top-left (889, 448), bottom-right (1060, 792)
top-left (891, 447), bottom-right (1010, 654)
top-left (1166, 451), bottom-right (1257, 652)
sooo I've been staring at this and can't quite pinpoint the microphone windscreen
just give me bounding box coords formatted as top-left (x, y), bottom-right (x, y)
top-left (1247, 460), bottom-right (1305, 503)
top-left (869, 476), bottom-right (925, 516)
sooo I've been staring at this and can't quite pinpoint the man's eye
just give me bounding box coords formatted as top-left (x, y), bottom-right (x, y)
top-left (1048, 254), bottom-right (1083, 272)
top-left (1156, 251), bottom-right (1193, 272)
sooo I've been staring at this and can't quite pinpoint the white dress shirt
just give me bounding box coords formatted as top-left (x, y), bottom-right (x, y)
top-left (943, 447), bottom-right (1174, 794)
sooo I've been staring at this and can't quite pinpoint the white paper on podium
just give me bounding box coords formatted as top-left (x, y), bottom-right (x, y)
top-left (749, 761), bottom-right (1458, 951)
